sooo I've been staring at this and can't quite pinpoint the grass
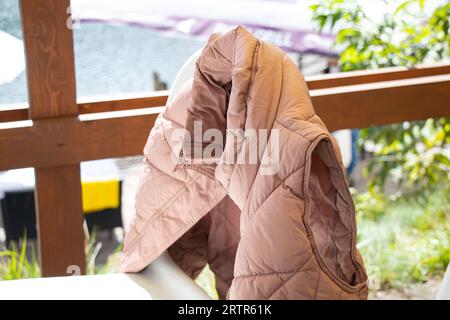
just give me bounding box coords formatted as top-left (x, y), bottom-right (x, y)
top-left (0, 231), bottom-right (122, 280)
top-left (354, 186), bottom-right (450, 289)
top-left (0, 236), bottom-right (40, 280)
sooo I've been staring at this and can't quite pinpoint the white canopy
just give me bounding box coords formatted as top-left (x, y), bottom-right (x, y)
top-left (70, 0), bottom-right (337, 55)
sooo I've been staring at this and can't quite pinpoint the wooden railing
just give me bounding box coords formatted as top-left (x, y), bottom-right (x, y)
top-left (0, 0), bottom-right (449, 277)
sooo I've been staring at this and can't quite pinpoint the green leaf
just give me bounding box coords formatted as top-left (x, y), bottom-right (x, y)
top-left (17, 235), bottom-right (27, 277)
top-left (394, 0), bottom-right (415, 15)
top-left (419, 0), bottom-right (426, 10)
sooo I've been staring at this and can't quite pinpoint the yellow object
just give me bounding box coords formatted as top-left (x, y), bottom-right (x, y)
top-left (82, 179), bottom-right (120, 214)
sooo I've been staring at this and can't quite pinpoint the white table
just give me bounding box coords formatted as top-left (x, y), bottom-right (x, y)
top-left (0, 252), bottom-right (211, 300)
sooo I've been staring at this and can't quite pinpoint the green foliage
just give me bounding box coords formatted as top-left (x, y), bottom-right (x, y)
top-left (0, 233), bottom-right (121, 280)
top-left (93, 244), bottom-right (123, 275)
top-left (85, 229), bottom-right (123, 275)
top-left (354, 186), bottom-right (450, 288)
top-left (311, 0), bottom-right (449, 69)
top-left (351, 187), bottom-right (387, 221)
top-left (361, 118), bottom-right (450, 191)
top-left (310, 0), bottom-right (450, 193)
top-left (0, 237), bottom-right (40, 280)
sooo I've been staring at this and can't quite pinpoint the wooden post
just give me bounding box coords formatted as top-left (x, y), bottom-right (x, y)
top-left (19, 0), bottom-right (86, 276)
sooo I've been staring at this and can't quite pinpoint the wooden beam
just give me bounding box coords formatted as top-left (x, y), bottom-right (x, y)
top-left (311, 74), bottom-right (450, 131)
top-left (0, 94), bottom-right (168, 123)
top-left (20, 0), bottom-right (86, 276)
top-left (0, 111), bottom-right (158, 170)
top-left (20, 0), bottom-right (78, 120)
top-left (34, 165), bottom-right (86, 276)
top-left (1, 64), bottom-right (449, 123)
top-left (0, 110), bottom-right (159, 170)
top-left (0, 107), bottom-right (28, 123)
top-left (306, 62), bottom-right (450, 90)
top-left (78, 90), bottom-right (169, 114)
top-left (1, 76), bottom-right (448, 170)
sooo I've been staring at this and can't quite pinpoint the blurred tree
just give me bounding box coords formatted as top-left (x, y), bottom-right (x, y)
top-left (310, 0), bottom-right (450, 193)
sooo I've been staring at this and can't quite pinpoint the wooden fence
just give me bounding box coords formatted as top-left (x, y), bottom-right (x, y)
top-left (0, 0), bottom-right (449, 276)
